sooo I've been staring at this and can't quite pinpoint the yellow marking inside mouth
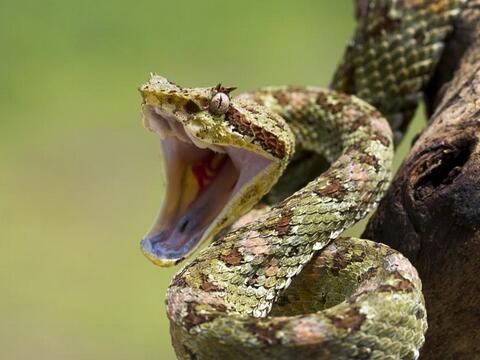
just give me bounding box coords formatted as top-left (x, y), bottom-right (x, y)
top-left (178, 153), bottom-right (227, 214)
top-left (178, 166), bottom-right (200, 215)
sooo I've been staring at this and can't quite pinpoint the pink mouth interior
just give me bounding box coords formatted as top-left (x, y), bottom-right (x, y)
top-left (141, 105), bottom-right (272, 261)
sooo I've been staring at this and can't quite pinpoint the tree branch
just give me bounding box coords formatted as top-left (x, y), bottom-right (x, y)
top-left (364, 2), bottom-right (480, 358)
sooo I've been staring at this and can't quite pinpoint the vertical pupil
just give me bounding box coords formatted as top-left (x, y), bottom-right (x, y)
top-left (210, 93), bottom-right (229, 114)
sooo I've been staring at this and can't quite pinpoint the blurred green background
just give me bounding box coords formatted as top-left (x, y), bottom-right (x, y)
top-left (0, 1), bottom-right (424, 359)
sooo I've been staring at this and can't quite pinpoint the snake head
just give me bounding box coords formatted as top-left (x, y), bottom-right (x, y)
top-left (138, 74), bottom-right (294, 267)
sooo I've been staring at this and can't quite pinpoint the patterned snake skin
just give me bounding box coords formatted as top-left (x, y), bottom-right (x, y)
top-left (138, 1), bottom-right (465, 359)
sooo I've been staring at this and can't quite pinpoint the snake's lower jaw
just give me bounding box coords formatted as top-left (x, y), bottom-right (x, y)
top-left (140, 242), bottom-right (179, 267)
top-left (140, 104), bottom-right (276, 267)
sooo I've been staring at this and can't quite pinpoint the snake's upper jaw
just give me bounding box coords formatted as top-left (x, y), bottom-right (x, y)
top-left (140, 105), bottom-right (277, 267)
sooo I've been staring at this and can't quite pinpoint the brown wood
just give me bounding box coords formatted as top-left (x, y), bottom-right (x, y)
top-left (363, 2), bottom-right (480, 358)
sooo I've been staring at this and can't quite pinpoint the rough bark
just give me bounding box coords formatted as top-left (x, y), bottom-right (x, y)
top-left (364, 2), bottom-right (480, 359)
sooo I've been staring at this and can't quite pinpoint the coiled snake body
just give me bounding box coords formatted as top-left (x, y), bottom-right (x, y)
top-left (138, 1), bottom-right (465, 359)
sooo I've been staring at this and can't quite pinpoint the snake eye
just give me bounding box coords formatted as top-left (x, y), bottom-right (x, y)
top-left (209, 92), bottom-right (230, 115)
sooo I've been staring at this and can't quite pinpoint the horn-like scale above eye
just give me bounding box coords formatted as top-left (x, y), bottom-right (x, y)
top-left (209, 92), bottom-right (230, 115)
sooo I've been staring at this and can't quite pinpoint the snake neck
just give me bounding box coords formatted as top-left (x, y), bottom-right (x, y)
top-left (168, 88), bottom-right (393, 319)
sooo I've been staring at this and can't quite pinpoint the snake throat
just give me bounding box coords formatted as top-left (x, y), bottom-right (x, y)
top-left (141, 104), bottom-right (274, 266)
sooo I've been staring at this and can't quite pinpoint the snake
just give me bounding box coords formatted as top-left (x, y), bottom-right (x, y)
top-left (137, 1), bottom-right (466, 359)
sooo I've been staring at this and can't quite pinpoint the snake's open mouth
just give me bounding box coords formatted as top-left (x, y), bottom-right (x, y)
top-left (141, 105), bottom-right (273, 266)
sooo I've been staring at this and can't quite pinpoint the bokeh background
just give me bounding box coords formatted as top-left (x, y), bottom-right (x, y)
top-left (0, 1), bottom-right (425, 359)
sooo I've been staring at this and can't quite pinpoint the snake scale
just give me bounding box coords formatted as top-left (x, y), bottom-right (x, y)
top-left (138, 1), bottom-right (466, 359)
